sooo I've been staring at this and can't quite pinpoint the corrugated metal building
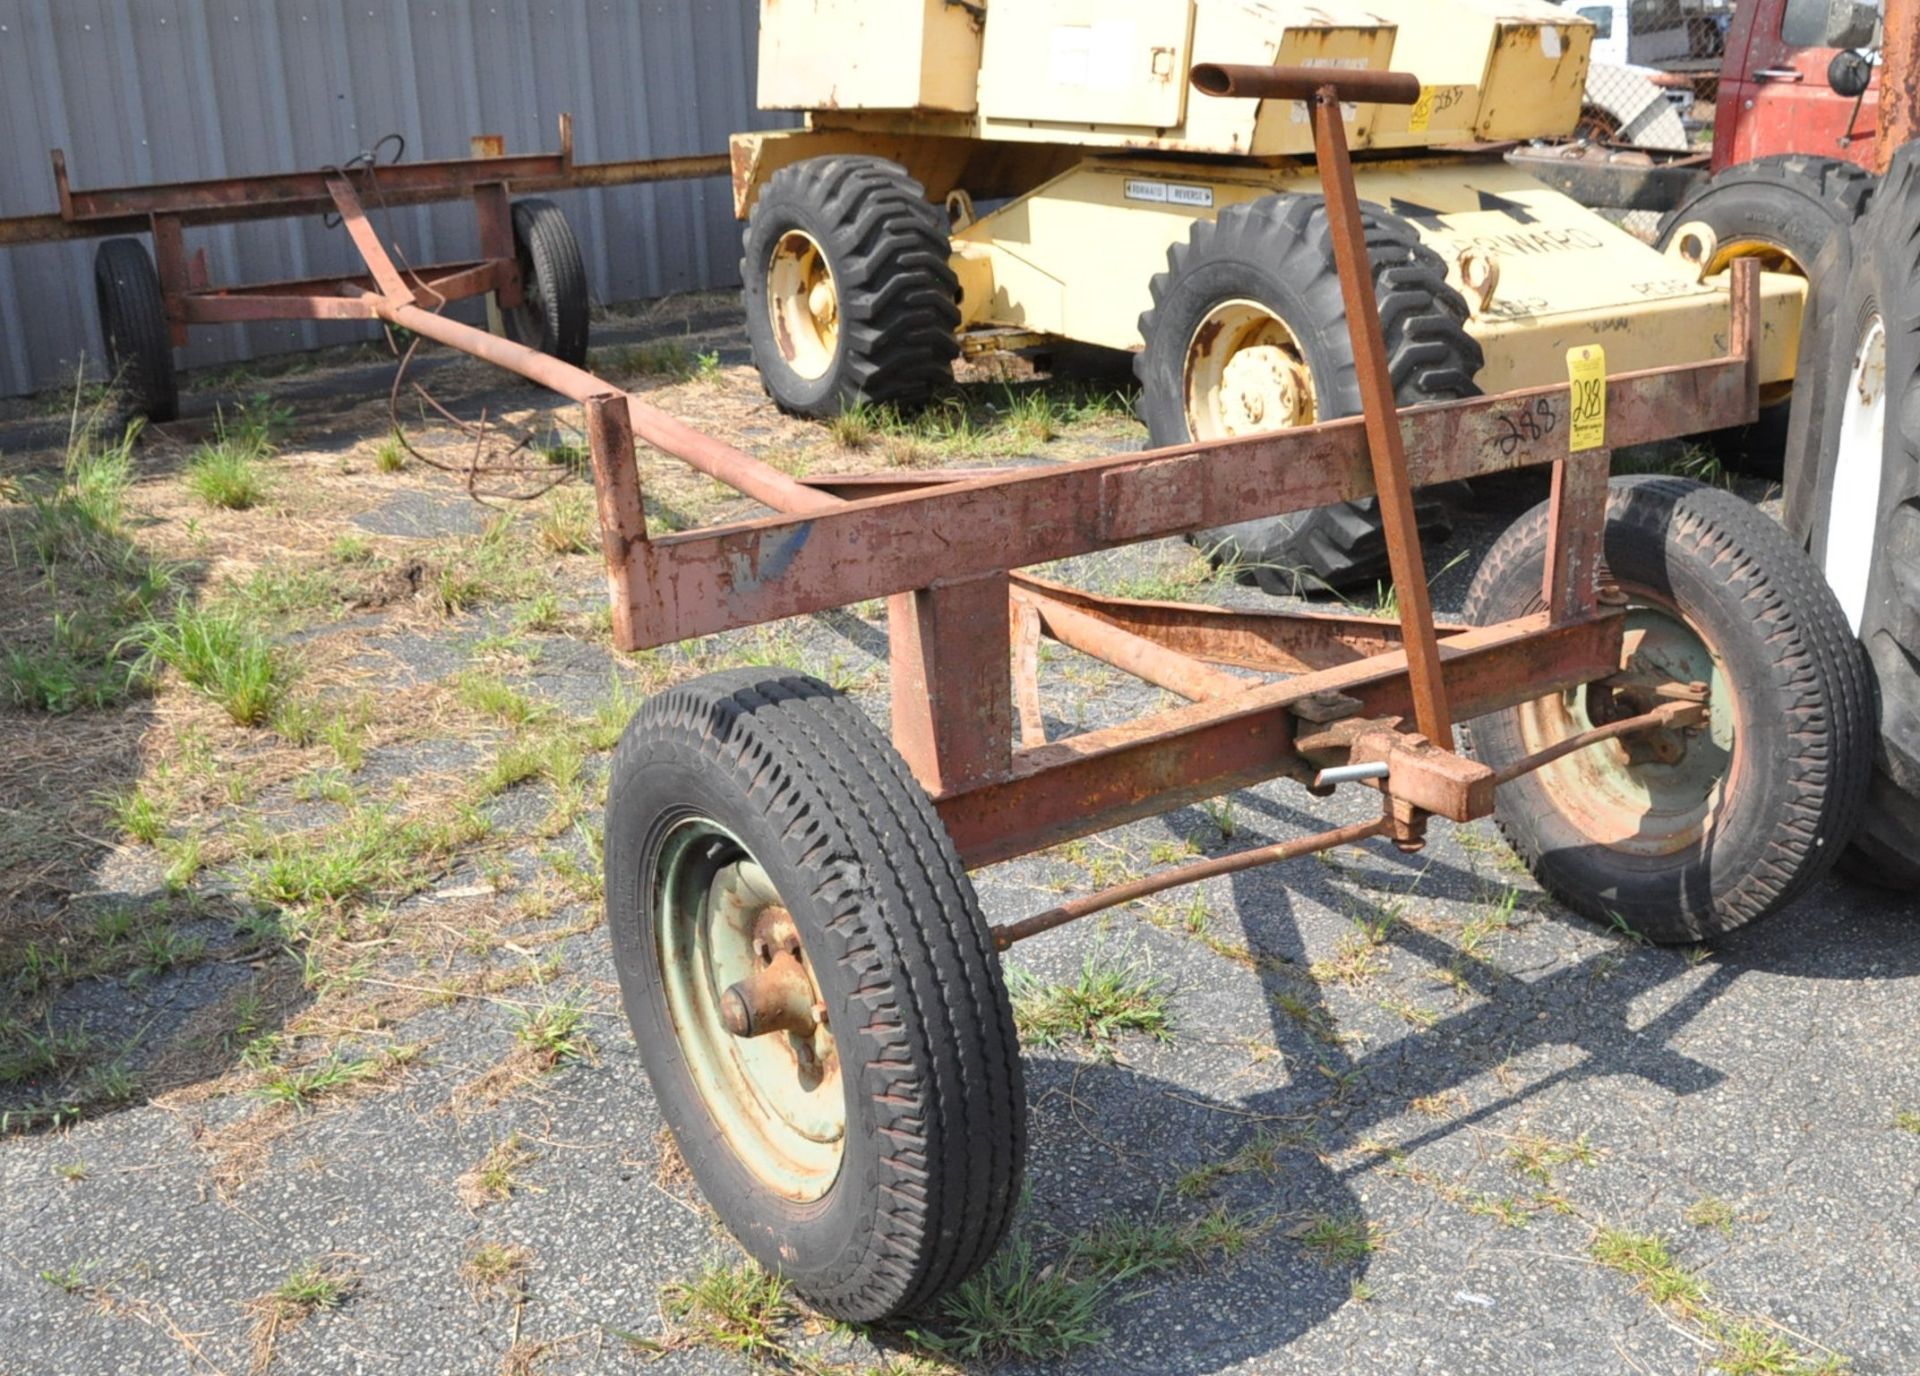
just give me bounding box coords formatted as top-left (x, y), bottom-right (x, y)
top-left (0, 0), bottom-right (786, 399)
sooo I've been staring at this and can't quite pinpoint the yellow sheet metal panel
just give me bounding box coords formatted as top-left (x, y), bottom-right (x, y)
top-left (1361, 0), bottom-right (1589, 147)
top-left (978, 0), bottom-right (1194, 130)
top-left (756, 0), bottom-right (983, 114)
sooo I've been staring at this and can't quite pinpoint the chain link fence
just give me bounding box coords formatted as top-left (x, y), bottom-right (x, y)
top-left (1559, 0), bottom-right (1733, 149)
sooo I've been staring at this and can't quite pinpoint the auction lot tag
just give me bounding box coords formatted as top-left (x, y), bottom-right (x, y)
top-left (1409, 86), bottom-right (1436, 133)
top-left (1567, 345), bottom-right (1606, 451)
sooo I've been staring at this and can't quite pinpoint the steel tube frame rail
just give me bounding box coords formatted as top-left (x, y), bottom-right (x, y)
top-left (133, 70), bottom-right (1761, 936)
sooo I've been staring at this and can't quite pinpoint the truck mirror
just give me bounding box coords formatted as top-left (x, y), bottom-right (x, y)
top-left (1827, 48), bottom-right (1873, 97)
top-left (1821, 0), bottom-right (1880, 51)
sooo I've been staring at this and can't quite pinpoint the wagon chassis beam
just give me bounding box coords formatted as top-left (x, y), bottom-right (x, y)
top-left (422, 79), bottom-right (1757, 942)
top-left (67, 70), bottom-right (1758, 949)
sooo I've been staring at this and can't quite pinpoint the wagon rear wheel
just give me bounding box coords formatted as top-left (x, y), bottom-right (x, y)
top-left (1464, 477), bottom-right (1871, 943)
top-left (604, 669), bottom-right (1023, 1321)
top-left (93, 238), bottom-right (178, 424)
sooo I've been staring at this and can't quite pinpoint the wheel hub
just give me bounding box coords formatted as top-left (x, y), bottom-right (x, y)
top-left (767, 230), bottom-right (840, 381)
top-left (1218, 344), bottom-right (1311, 433)
top-left (1184, 298), bottom-right (1317, 441)
top-left (1520, 597), bottom-right (1734, 854)
top-left (657, 820), bottom-right (844, 1200)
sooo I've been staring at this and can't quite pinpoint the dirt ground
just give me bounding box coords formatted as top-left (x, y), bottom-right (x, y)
top-left (1, 295), bottom-right (1915, 1376)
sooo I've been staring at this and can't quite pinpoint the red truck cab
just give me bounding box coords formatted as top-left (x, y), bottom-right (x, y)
top-left (1714, 0), bottom-right (1881, 170)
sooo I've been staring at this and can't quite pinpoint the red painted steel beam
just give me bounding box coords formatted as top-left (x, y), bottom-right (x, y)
top-left (613, 345), bottom-right (1755, 648)
top-left (934, 611), bottom-right (1622, 867)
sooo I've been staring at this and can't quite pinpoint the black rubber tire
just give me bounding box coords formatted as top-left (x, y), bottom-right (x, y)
top-left (741, 157), bottom-right (960, 417)
top-left (1136, 195), bottom-right (1481, 594)
top-left (1803, 143), bottom-right (1920, 888)
top-left (604, 669), bottom-right (1024, 1320)
top-left (93, 238), bottom-right (177, 424)
top-left (1658, 155), bottom-right (1875, 478)
top-left (1463, 477), bottom-right (1872, 943)
top-left (503, 198), bottom-right (590, 368)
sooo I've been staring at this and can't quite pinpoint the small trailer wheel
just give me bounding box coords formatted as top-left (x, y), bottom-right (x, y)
top-left (604, 669), bottom-right (1024, 1321)
top-left (503, 198), bottom-right (590, 368)
top-left (1464, 477), bottom-right (1872, 943)
top-left (93, 238), bottom-right (178, 423)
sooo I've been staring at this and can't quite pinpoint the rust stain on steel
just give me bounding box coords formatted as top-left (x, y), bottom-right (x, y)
top-left (1878, 0), bottom-right (1920, 174)
top-left (888, 574), bottom-right (1015, 795)
top-left (0, 145), bottom-right (728, 246)
top-left (936, 612), bottom-right (1624, 867)
top-left (1346, 727), bottom-right (1496, 822)
top-left (584, 393), bottom-right (650, 652)
top-left (1007, 573), bottom-right (1470, 674)
top-left (1012, 602), bottom-right (1047, 751)
top-left (1541, 449), bottom-right (1609, 623)
top-left (994, 815), bottom-right (1393, 948)
top-left (1311, 87), bottom-right (1453, 748)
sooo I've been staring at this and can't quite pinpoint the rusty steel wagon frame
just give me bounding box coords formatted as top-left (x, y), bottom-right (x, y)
top-left (0, 116), bottom-right (727, 336)
top-left (31, 70), bottom-right (1760, 945)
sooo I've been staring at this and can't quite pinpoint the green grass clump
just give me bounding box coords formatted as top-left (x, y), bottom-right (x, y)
top-left (537, 487), bottom-right (598, 554)
top-left (1009, 944), bottom-right (1172, 1053)
top-left (923, 1237), bottom-right (1109, 1362)
top-left (247, 806), bottom-right (481, 910)
top-left (512, 994), bottom-right (592, 1068)
top-left (374, 431), bottom-right (408, 473)
top-left (1590, 1228), bottom-right (1707, 1313)
top-left (134, 604), bottom-right (288, 725)
top-left (1295, 1211), bottom-right (1381, 1266)
top-left (185, 402), bottom-right (284, 510)
top-left (186, 441), bottom-right (265, 510)
top-left (662, 1261), bottom-right (796, 1362)
top-left (250, 1053), bottom-right (381, 1108)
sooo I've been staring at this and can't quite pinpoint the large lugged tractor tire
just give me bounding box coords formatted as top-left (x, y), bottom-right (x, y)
top-left (502, 198), bottom-right (591, 368)
top-left (1464, 477), bottom-right (1872, 943)
top-left (741, 156), bottom-right (960, 417)
top-left (604, 669), bottom-right (1024, 1321)
top-left (1136, 194), bottom-right (1482, 595)
top-left (1658, 155), bottom-right (1875, 476)
top-left (93, 238), bottom-right (178, 424)
top-left (1803, 142), bottom-right (1920, 888)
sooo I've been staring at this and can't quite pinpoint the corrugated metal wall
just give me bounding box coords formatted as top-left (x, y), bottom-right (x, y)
top-left (0, 0), bottom-right (788, 398)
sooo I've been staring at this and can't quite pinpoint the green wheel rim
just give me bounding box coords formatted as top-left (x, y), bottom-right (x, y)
top-left (655, 814), bottom-right (845, 1201)
top-left (1519, 591), bottom-right (1737, 857)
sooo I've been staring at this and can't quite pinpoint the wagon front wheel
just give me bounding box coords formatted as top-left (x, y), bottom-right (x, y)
top-left (604, 668), bottom-right (1024, 1321)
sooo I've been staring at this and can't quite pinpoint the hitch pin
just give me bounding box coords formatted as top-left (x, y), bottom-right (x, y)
top-left (1313, 761), bottom-right (1392, 789)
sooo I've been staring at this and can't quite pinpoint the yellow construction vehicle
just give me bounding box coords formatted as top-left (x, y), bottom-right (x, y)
top-left (728, 0), bottom-right (1804, 588)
